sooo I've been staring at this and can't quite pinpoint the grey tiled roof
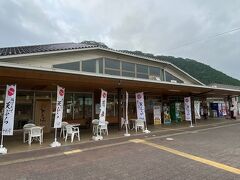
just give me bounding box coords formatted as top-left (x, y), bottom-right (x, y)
top-left (0, 42), bottom-right (98, 56)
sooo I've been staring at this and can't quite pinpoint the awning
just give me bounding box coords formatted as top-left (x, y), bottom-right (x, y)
top-left (0, 62), bottom-right (239, 98)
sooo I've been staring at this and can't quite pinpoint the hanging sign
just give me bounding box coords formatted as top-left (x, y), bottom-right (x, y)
top-left (54, 86), bottom-right (65, 128)
top-left (154, 106), bottom-right (161, 125)
top-left (194, 101), bottom-right (201, 119)
top-left (2, 85), bottom-right (16, 136)
top-left (99, 89), bottom-right (107, 125)
top-left (136, 92), bottom-right (146, 121)
top-left (126, 91), bottom-right (129, 124)
top-left (184, 97), bottom-right (192, 121)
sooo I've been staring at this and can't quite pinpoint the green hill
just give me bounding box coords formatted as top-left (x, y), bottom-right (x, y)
top-left (81, 41), bottom-right (240, 86)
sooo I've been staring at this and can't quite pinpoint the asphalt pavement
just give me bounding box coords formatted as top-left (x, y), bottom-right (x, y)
top-left (0, 120), bottom-right (240, 180)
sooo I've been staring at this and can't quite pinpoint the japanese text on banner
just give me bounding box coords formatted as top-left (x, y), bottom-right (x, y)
top-left (184, 97), bottom-right (192, 121)
top-left (99, 90), bottom-right (107, 125)
top-left (136, 92), bottom-right (146, 121)
top-left (2, 85), bottom-right (16, 136)
top-left (54, 86), bottom-right (65, 128)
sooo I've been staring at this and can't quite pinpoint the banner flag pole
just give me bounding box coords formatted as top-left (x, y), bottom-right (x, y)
top-left (0, 84), bottom-right (17, 154)
top-left (92, 89), bottom-right (107, 141)
top-left (124, 91), bottom-right (130, 136)
top-left (50, 86), bottom-right (65, 147)
top-left (0, 130), bottom-right (7, 154)
top-left (136, 92), bottom-right (150, 134)
top-left (184, 97), bottom-right (194, 127)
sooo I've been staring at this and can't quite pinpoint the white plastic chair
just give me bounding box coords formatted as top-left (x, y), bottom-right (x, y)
top-left (135, 119), bottom-right (145, 132)
top-left (23, 123), bottom-right (36, 143)
top-left (60, 121), bottom-right (68, 138)
top-left (98, 121), bottom-right (109, 136)
top-left (65, 125), bottom-right (80, 143)
top-left (28, 126), bottom-right (43, 145)
top-left (92, 119), bottom-right (99, 135)
top-left (121, 117), bottom-right (130, 129)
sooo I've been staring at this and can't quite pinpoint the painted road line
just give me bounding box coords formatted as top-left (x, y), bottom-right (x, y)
top-left (0, 153), bottom-right (63, 166)
top-left (1, 122), bottom-right (239, 166)
top-left (64, 149), bottom-right (82, 155)
top-left (130, 139), bottom-right (240, 175)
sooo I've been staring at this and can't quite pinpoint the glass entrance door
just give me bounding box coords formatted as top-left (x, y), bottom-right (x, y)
top-left (61, 93), bottom-right (93, 127)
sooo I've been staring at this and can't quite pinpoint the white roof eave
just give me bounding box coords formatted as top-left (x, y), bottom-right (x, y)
top-left (0, 62), bottom-right (239, 95)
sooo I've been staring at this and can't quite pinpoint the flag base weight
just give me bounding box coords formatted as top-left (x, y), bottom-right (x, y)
top-left (0, 146), bottom-right (7, 154)
top-left (92, 135), bottom-right (103, 141)
top-left (143, 129), bottom-right (151, 133)
top-left (50, 141), bottom-right (61, 147)
top-left (189, 125), bottom-right (194, 128)
top-left (124, 133), bottom-right (131, 137)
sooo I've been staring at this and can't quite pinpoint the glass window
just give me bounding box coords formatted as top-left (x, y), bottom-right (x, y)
top-left (60, 93), bottom-right (93, 125)
top-left (105, 59), bottom-right (120, 69)
top-left (63, 93), bottom-right (74, 120)
top-left (14, 91), bottom-right (34, 129)
top-left (122, 62), bottom-right (135, 72)
top-left (122, 71), bottom-right (135, 77)
top-left (137, 73), bottom-right (149, 79)
top-left (107, 94), bottom-right (116, 117)
top-left (149, 66), bottom-right (160, 76)
top-left (165, 71), bottom-right (184, 83)
top-left (137, 64), bottom-right (148, 74)
top-left (99, 59), bottom-right (103, 73)
top-left (160, 69), bottom-right (164, 81)
top-left (53, 61), bottom-right (80, 71)
top-left (105, 69), bottom-right (120, 76)
top-left (73, 94), bottom-right (92, 120)
top-left (73, 94), bottom-right (84, 120)
top-left (82, 59), bottom-right (96, 73)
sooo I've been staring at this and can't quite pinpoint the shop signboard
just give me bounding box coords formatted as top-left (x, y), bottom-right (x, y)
top-left (99, 89), bottom-right (107, 125)
top-left (54, 86), bottom-right (65, 128)
top-left (136, 92), bottom-right (146, 121)
top-left (2, 85), bottom-right (16, 136)
top-left (184, 97), bottom-right (192, 121)
top-left (153, 105), bottom-right (161, 125)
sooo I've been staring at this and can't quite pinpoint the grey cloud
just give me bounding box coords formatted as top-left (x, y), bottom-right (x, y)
top-left (0, 0), bottom-right (239, 79)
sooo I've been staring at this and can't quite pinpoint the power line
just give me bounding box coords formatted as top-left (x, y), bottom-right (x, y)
top-left (162, 27), bottom-right (240, 53)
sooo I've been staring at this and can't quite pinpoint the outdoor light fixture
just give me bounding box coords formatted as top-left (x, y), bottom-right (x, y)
top-left (168, 89), bottom-right (181, 92)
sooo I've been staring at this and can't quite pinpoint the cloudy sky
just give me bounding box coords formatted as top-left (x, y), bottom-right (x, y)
top-left (0, 0), bottom-right (239, 79)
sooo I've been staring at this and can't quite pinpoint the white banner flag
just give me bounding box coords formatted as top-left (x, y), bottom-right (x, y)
top-left (184, 97), bottom-right (192, 121)
top-left (54, 86), bottom-right (65, 128)
top-left (126, 91), bottom-right (129, 124)
top-left (222, 103), bottom-right (227, 115)
top-left (2, 85), bottom-right (16, 136)
top-left (194, 101), bottom-right (201, 119)
top-left (99, 89), bottom-right (107, 125)
top-left (136, 92), bottom-right (146, 121)
top-left (232, 97), bottom-right (238, 117)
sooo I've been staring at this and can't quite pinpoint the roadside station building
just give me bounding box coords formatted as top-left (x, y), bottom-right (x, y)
top-left (0, 43), bottom-right (240, 133)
